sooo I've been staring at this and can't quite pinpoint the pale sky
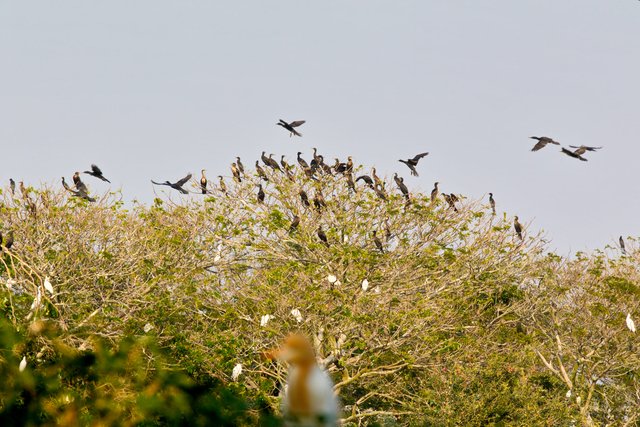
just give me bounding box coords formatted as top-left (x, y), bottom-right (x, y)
top-left (1, 1), bottom-right (639, 254)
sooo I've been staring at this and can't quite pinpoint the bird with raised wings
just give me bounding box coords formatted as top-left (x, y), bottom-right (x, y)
top-left (277, 119), bottom-right (306, 137)
top-left (399, 152), bottom-right (429, 177)
top-left (151, 173), bottom-right (192, 194)
top-left (569, 145), bottom-right (602, 155)
top-left (560, 147), bottom-right (588, 162)
top-left (83, 164), bottom-right (111, 183)
top-left (530, 136), bottom-right (560, 151)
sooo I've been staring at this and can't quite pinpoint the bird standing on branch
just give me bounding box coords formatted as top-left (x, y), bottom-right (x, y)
top-left (236, 157), bottom-right (245, 175)
top-left (514, 216), bottom-right (523, 240)
top-left (430, 182), bottom-right (439, 203)
top-left (200, 170), bottom-right (208, 194)
top-left (317, 226), bottom-right (329, 247)
top-left (231, 163), bottom-right (242, 183)
top-left (489, 193), bottom-right (496, 215)
top-left (399, 152), bottom-right (429, 176)
top-left (620, 236), bottom-right (626, 255)
top-left (277, 119), bottom-right (306, 137)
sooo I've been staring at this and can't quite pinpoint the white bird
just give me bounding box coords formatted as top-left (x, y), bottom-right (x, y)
top-left (261, 314), bottom-right (273, 327)
top-left (29, 288), bottom-right (42, 311)
top-left (267, 334), bottom-right (339, 426)
top-left (19, 356), bottom-right (27, 372)
top-left (43, 276), bottom-right (54, 295)
top-left (361, 279), bottom-right (369, 291)
top-left (326, 275), bottom-right (337, 284)
top-left (231, 363), bottom-right (243, 381)
top-left (626, 313), bottom-right (636, 333)
top-left (291, 309), bottom-right (303, 323)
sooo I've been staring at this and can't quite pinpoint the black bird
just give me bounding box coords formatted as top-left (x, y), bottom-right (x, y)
top-left (514, 216), bottom-right (523, 240)
top-left (231, 163), bottom-right (242, 182)
top-left (442, 193), bottom-right (458, 212)
top-left (255, 161), bottom-right (269, 181)
top-left (530, 136), bottom-right (560, 152)
top-left (83, 164), bottom-right (111, 183)
top-left (302, 166), bottom-right (318, 180)
top-left (560, 147), bottom-right (588, 162)
top-left (333, 158), bottom-right (347, 174)
top-left (218, 176), bottom-right (227, 195)
top-left (394, 173), bottom-right (409, 196)
top-left (371, 168), bottom-right (383, 189)
top-left (62, 177), bottom-right (72, 192)
top-left (151, 173), bottom-right (192, 194)
top-left (277, 119), bottom-right (305, 137)
top-left (399, 152), bottom-right (429, 177)
top-left (289, 215), bottom-right (300, 233)
top-left (319, 157), bottom-right (333, 176)
top-left (384, 219), bottom-right (392, 241)
top-left (356, 175), bottom-right (374, 189)
top-left (200, 170), bottom-right (208, 194)
top-left (313, 189), bottom-right (327, 211)
top-left (317, 226), bottom-right (329, 246)
top-left (9, 179), bottom-right (15, 195)
top-left (297, 152), bottom-right (310, 169)
top-left (345, 172), bottom-right (357, 193)
top-left (489, 193), bottom-right (496, 215)
top-left (346, 156), bottom-right (353, 173)
top-left (299, 189), bottom-right (310, 207)
top-left (374, 184), bottom-right (387, 201)
top-left (257, 184), bottom-right (265, 203)
top-left (569, 145), bottom-right (603, 155)
top-left (236, 157), bottom-right (245, 175)
top-left (262, 151), bottom-right (281, 171)
top-left (310, 148), bottom-right (320, 172)
top-left (72, 172), bottom-right (81, 187)
top-left (373, 231), bottom-right (384, 253)
top-left (4, 231), bottom-right (13, 250)
top-left (63, 176), bottom-right (95, 201)
top-left (620, 236), bottom-right (626, 255)
top-left (281, 155), bottom-right (292, 171)
top-left (430, 182), bottom-right (439, 202)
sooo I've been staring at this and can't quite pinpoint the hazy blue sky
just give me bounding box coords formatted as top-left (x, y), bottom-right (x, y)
top-left (1, 1), bottom-right (639, 254)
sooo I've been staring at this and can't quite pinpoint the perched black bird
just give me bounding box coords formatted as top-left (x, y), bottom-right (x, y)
top-left (374, 184), bottom-right (387, 201)
top-left (489, 193), bottom-right (496, 215)
top-left (356, 175), bottom-right (374, 189)
top-left (371, 168), bottom-right (383, 189)
top-left (63, 176), bottom-right (96, 201)
top-left (83, 164), bottom-right (111, 183)
top-left (530, 136), bottom-right (560, 152)
top-left (200, 170), bottom-right (208, 194)
top-left (569, 145), bottom-right (603, 155)
top-left (277, 119), bottom-right (305, 137)
top-left (345, 172), bottom-right (357, 193)
top-left (236, 157), bottom-right (245, 175)
top-left (394, 173), bottom-right (409, 196)
top-left (9, 179), bottom-right (15, 195)
top-left (218, 176), bottom-right (227, 195)
top-left (384, 219), bottom-right (392, 241)
top-left (289, 215), bottom-right (300, 233)
top-left (333, 158), bottom-right (347, 174)
top-left (257, 184), bottom-right (265, 203)
top-left (514, 216), bottom-right (523, 240)
top-left (373, 231), bottom-right (384, 253)
top-left (399, 152), bottom-right (429, 177)
top-left (151, 173), bottom-right (192, 194)
top-left (231, 163), bottom-right (242, 183)
top-left (255, 161), bottom-right (269, 181)
top-left (4, 231), bottom-right (13, 250)
top-left (319, 157), bottom-right (333, 175)
top-left (313, 189), bottom-right (327, 211)
top-left (62, 177), bottom-right (72, 192)
top-left (72, 172), bottom-right (81, 187)
top-left (317, 226), bottom-right (329, 246)
top-left (281, 155), bottom-right (292, 171)
top-left (560, 147), bottom-right (588, 162)
top-left (302, 166), bottom-right (318, 181)
top-left (299, 189), bottom-right (310, 207)
top-left (297, 152), bottom-right (310, 169)
top-left (262, 151), bottom-right (281, 171)
top-left (430, 182), bottom-right (439, 203)
top-left (346, 156), bottom-right (353, 173)
top-left (620, 236), bottom-right (626, 255)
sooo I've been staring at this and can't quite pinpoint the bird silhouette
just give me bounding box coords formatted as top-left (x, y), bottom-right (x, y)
top-left (620, 236), bottom-right (626, 255)
top-left (297, 152), bottom-right (310, 169)
top-left (151, 173), bottom-right (192, 194)
top-left (200, 170), bottom-right (208, 194)
top-left (317, 226), bottom-right (329, 247)
top-left (289, 215), bottom-right (300, 233)
top-left (569, 145), bottom-right (602, 155)
top-left (431, 182), bottom-right (439, 203)
top-left (83, 164), bottom-right (111, 183)
top-left (255, 161), bottom-right (269, 181)
top-left (218, 176), bottom-right (227, 195)
top-left (257, 184), bottom-right (265, 204)
top-left (299, 189), bottom-right (310, 207)
top-left (560, 147), bottom-right (588, 162)
top-left (356, 175), bottom-right (374, 189)
top-left (236, 157), bottom-right (245, 175)
top-left (277, 119), bottom-right (306, 137)
top-left (9, 179), bottom-right (15, 195)
top-left (399, 152), bottom-right (429, 176)
top-left (514, 216), bottom-right (523, 240)
top-left (231, 163), bottom-right (242, 183)
top-left (489, 193), bottom-right (496, 215)
top-left (373, 230), bottom-right (384, 253)
top-left (530, 136), bottom-right (560, 151)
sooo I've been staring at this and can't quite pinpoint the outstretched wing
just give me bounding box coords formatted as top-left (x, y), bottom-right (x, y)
top-left (411, 152), bottom-right (429, 161)
top-left (175, 173), bottom-right (193, 186)
top-left (91, 164), bottom-right (103, 175)
top-left (289, 120), bottom-right (306, 128)
top-left (531, 141), bottom-right (547, 151)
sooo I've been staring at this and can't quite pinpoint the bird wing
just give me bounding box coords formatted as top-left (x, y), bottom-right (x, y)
top-left (531, 141), bottom-right (547, 151)
top-left (411, 152), bottom-right (429, 161)
top-left (91, 164), bottom-right (103, 175)
top-left (175, 173), bottom-right (193, 186)
top-left (289, 120), bottom-right (306, 128)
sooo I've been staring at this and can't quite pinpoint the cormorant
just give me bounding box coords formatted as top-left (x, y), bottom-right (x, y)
top-left (281, 155), bottom-right (291, 171)
top-left (333, 159), bottom-right (347, 174)
top-left (430, 182), bottom-right (439, 202)
top-left (399, 152), bottom-right (429, 177)
top-left (393, 173), bottom-right (409, 196)
top-left (313, 190), bottom-right (326, 211)
top-left (530, 136), bottom-right (560, 152)
top-left (200, 170), bottom-right (208, 194)
top-left (4, 231), bottom-right (13, 250)
top-left (218, 176), bottom-right (227, 195)
top-left (262, 151), bottom-right (281, 171)
top-left (236, 157), bottom-right (245, 174)
top-left (372, 168), bottom-right (383, 189)
top-left (289, 215), bottom-right (300, 233)
top-left (257, 184), bottom-right (265, 203)
top-left (356, 175), bottom-right (374, 189)
top-left (231, 163), bottom-right (242, 182)
top-left (373, 231), bottom-right (384, 253)
top-left (255, 161), bottom-right (269, 181)
top-left (442, 193), bottom-right (458, 212)
top-left (560, 147), bottom-right (588, 162)
top-left (299, 189), bottom-right (310, 207)
top-left (317, 226), bottom-right (329, 246)
top-left (297, 152), bottom-right (310, 169)
top-left (569, 145), bottom-right (602, 155)
top-left (346, 172), bottom-right (357, 193)
top-left (72, 172), bottom-right (81, 186)
top-left (489, 193), bottom-right (496, 215)
top-left (151, 173), bottom-right (192, 194)
top-left (620, 236), bottom-right (626, 255)
top-left (374, 184), bottom-right (387, 200)
top-left (277, 119), bottom-right (305, 137)
top-left (384, 219), bottom-right (392, 241)
top-left (9, 179), bottom-right (15, 195)
top-left (514, 216), bottom-right (523, 240)
top-left (83, 164), bottom-right (111, 183)
top-left (346, 156), bottom-right (353, 173)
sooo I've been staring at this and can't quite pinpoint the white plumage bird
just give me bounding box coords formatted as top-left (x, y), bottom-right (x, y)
top-left (43, 276), bottom-right (54, 295)
top-left (231, 363), bottom-right (243, 381)
top-left (267, 334), bottom-right (339, 427)
top-left (19, 356), bottom-right (27, 372)
top-left (626, 313), bottom-right (636, 333)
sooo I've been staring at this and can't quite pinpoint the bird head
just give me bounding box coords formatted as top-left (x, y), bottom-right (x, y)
top-left (266, 334), bottom-right (316, 366)
top-left (515, 216), bottom-right (519, 221)
top-left (489, 192), bottom-right (493, 197)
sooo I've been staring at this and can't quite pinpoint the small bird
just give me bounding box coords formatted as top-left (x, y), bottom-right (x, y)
top-left (236, 157), bottom-right (245, 174)
top-left (289, 215), bottom-right (300, 233)
top-left (317, 226), bottom-right (329, 247)
top-left (394, 173), bottom-right (409, 196)
top-left (399, 152), bottom-right (429, 177)
top-left (266, 334), bottom-right (339, 426)
top-left (345, 173), bottom-right (357, 193)
top-left (560, 147), bottom-right (588, 162)
top-left (313, 190), bottom-right (327, 211)
top-left (255, 161), bottom-right (269, 182)
top-left (9, 179), bottom-right (15, 195)
top-left (489, 193), bottom-right (496, 215)
top-left (626, 313), bottom-right (636, 333)
top-left (63, 176), bottom-right (95, 202)
top-left (257, 184), bottom-right (265, 203)
top-left (346, 156), bottom-right (353, 173)
top-left (373, 230), bottom-right (384, 253)
top-left (430, 182), bottom-right (439, 203)
top-left (281, 155), bottom-right (292, 171)
top-left (83, 164), bottom-right (111, 183)
top-left (151, 173), bottom-right (192, 194)
top-left (442, 193), bottom-right (458, 212)
top-left (356, 175), bottom-right (374, 189)
top-left (62, 177), bottom-right (72, 192)
top-left (277, 119), bottom-right (306, 137)
top-left (514, 216), bottom-right (523, 240)
top-left (530, 136), bottom-right (560, 152)
top-left (297, 152), bottom-right (310, 170)
top-left (218, 176), bottom-right (227, 195)
top-left (231, 163), bottom-right (242, 183)
top-left (569, 145), bottom-right (602, 155)
top-left (72, 172), bottom-right (81, 187)
top-left (620, 236), bottom-right (626, 255)
top-left (262, 151), bottom-right (281, 172)
top-left (333, 158), bottom-right (347, 174)
top-left (200, 170), bottom-right (208, 194)
top-left (299, 189), bottom-right (310, 207)
top-left (371, 168), bottom-right (383, 189)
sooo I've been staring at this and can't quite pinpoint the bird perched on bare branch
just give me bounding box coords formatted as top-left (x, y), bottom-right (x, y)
top-left (346, 156), bottom-right (353, 173)
top-left (333, 158), bottom-right (347, 174)
top-left (83, 164), bottom-right (111, 183)
top-left (373, 230), bottom-right (384, 253)
top-left (431, 182), bottom-right (439, 202)
top-left (281, 155), bottom-right (292, 171)
top-left (317, 226), bottom-right (329, 247)
top-left (63, 176), bottom-right (96, 201)
top-left (399, 152), bottom-right (429, 177)
top-left (530, 136), bottom-right (560, 151)
top-left (151, 173), bottom-right (192, 194)
top-left (489, 193), bottom-right (496, 215)
top-left (231, 163), bottom-right (242, 183)
top-left (371, 168), bottom-right (383, 189)
top-left (356, 175), bottom-right (374, 189)
top-left (313, 189), bottom-right (327, 211)
top-left (262, 151), bottom-right (281, 172)
top-left (620, 236), bottom-right (626, 255)
top-left (236, 157), bottom-right (245, 175)
top-left (394, 173), bottom-right (409, 197)
top-left (560, 147), bottom-right (588, 162)
top-left (345, 172), bottom-right (357, 193)
top-left (257, 184), bottom-right (265, 203)
top-left (442, 193), bottom-right (458, 212)
top-left (569, 145), bottom-right (602, 155)
top-left (218, 176), bottom-right (227, 195)
top-left (299, 189), bottom-right (310, 207)
top-left (255, 161), bottom-right (269, 181)
top-left (277, 119), bottom-right (305, 137)
top-left (200, 170), bottom-right (208, 194)
top-left (289, 215), bottom-right (300, 233)
top-left (297, 152), bottom-right (310, 170)
top-left (514, 216), bottom-right (523, 240)
top-left (9, 178), bottom-right (16, 195)
top-left (374, 184), bottom-right (387, 201)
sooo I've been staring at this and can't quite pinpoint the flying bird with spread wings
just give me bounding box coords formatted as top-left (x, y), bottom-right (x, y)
top-left (560, 147), bottom-right (588, 162)
top-left (83, 164), bottom-right (111, 183)
top-left (277, 119), bottom-right (306, 137)
top-left (399, 152), bottom-right (429, 176)
top-left (530, 136), bottom-right (560, 151)
top-left (151, 173), bottom-right (192, 194)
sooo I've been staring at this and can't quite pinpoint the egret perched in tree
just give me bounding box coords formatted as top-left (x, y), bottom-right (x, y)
top-left (626, 313), bottom-right (636, 333)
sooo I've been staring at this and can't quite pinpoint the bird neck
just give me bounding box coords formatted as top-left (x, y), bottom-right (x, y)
top-left (288, 361), bottom-right (315, 416)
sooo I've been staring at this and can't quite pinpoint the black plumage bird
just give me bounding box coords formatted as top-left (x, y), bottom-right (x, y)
top-left (289, 215), bottom-right (300, 233)
top-left (281, 155), bottom-right (291, 171)
top-left (72, 172), bottom-right (81, 187)
top-left (3, 231), bottom-right (13, 250)
top-left (231, 163), bottom-right (242, 182)
top-left (560, 147), bottom-right (588, 162)
top-left (356, 175), bottom-right (374, 189)
top-left (530, 136), bottom-right (560, 152)
top-left (84, 164), bottom-right (111, 183)
top-left (346, 156), bottom-right (353, 173)
top-left (262, 151), bottom-right (282, 171)
top-left (317, 226), bottom-right (329, 246)
top-left (313, 190), bottom-right (327, 211)
top-left (297, 152), bottom-right (310, 169)
top-left (620, 236), bottom-right (626, 255)
top-left (569, 145), bottom-right (603, 155)
top-left (9, 179), bottom-right (15, 195)
top-left (255, 161), bottom-right (269, 181)
top-left (257, 184), bottom-right (265, 203)
top-left (393, 173), bottom-right (409, 196)
top-left (299, 189), bottom-right (310, 207)
top-left (200, 170), bottom-right (208, 194)
top-left (489, 193), bottom-right (496, 215)
top-left (236, 157), bottom-right (245, 175)
top-left (399, 152), bottom-right (429, 177)
top-left (374, 184), bottom-right (387, 201)
top-left (151, 173), bottom-right (192, 194)
top-left (333, 158), bottom-right (347, 174)
top-left (514, 216), bottom-right (523, 240)
top-left (430, 182), bottom-right (439, 202)
top-left (443, 193), bottom-right (458, 212)
top-left (277, 119), bottom-right (305, 137)
top-left (373, 231), bottom-right (384, 253)
top-left (346, 172), bottom-right (357, 193)
top-left (63, 176), bottom-right (96, 201)
top-left (371, 168), bottom-right (383, 189)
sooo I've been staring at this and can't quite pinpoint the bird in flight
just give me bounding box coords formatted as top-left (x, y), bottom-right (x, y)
top-left (560, 147), bottom-right (588, 162)
top-left (530, 136), bottom-right (560, 152)
top-left (568, 145), bottom-right (603, 156)
top-left (83, 164), bottom-right (111, 183)
top-left (399, 152), bottom-right (429, 176)
top-left (277, 119), bottom-right (306, 137)
top-left (151, 173), bottom-right (192, 194)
